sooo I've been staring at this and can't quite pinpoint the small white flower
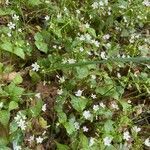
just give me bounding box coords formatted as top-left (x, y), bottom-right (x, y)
top-left (28, 135), bottom-right (35, 143)
top-left (91, 75), bottom-right (96, 80)
top-left (5, 0), bottom-right (9, 5)
top-left (99, 1), bottom-right (104, 6)
top-left (17, 119), bottom-right (27, 130)
top-left (59, 76), bottom-right (65, 83)
top-left (57, 13), bottom-right (62, 19)
top-left (35, 93), bottom-right (41, 99)
top-left (111, 102), bottom-right (119, 110)
top-left (8, 22), bottom-right (15, 30)
top-left (85, 33), bottom-right (92, 41)
top-left (89, 137), bottom-right (95, 146)
top-left (68, 58), bottom-right (76, 64)
top-left (142, 0), bottom-right (150, 6)
top-left (18, 28), bottom-right (22, 32)
top-left (79, 47), bottom-right (84, 52)
top-left (53, 45), bottom-right (57, 49)
top-left (92, 2), bottom-right (99, 9)
top-left (12, 14), bottom-right (19, 21)
top-left (91, 94), bottom-right (97, 99)
top-left (0, 102), bottom-right (3, 109)
top-left (7, 32), bottom-right (12, 37)
top-left (83, 110), bottom-right (92, 120)
top-left (123, 131), bottom-right (131, 141)
top-left (13, 142), bottom-right (22, 150)
top-left (93, 105), bottom-right (99, 111)
top-left (144, 138), bottom-right (150, 147)
top-left (94, 40), bottom-right (100, 47)
top-left (132, 126), bottom-right (141, 133)
top-left (103, 34), bottom-right (110, 40)
top-left (99, 102), bottom-right (106, 108)
top-left (76, 10), bottom-right (80, 14)
top-left (117, 72), bottom-right (121, 78)
top-left (57, 89), bottom-right (63, 95)
top-left (31, 62), bottom-right (40, 72)
top-left (42, 104), bottom-right (47, 112)
top-left (36, 136), bottom-right (44, 144)
top-left (45, 15), bottom-right (50, 21)
top-left (74, 122), bottom-right (80, 130)
top-left (103, 137), bottom-right (112, 146)
top-left (79, 35), bottom-right (85, 41)
top-left (100, 51), bottom-right (107, 59)
top-left (83, 126), bottom-right (88, 132)
top-left (85, 23), bottom-right (90, 28)
top-left (75, 90), bottom-right (83, 97)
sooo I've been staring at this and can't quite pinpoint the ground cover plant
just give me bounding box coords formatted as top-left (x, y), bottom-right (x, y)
top-left (0, 0), bottom-right (150, 149)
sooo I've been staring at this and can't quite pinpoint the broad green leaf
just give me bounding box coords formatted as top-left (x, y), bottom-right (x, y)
top-left (34, 32), bottom-right (43, 41)
top-left (29, 70), bottom-right (41, 83)
top-left (5, 83), bottom-right (24, 102)
top-left (1, 42), bottom-right (13, 53)
top-left (35, 41), bottom-right (48, 53)
top-left (104, 120), bottom-right (114, 133)
top-left (57, 112), bottom-right (67, 123)
top-left (64, 121), bottom-right (75, 135)
top-left (79, 133), bottom-right (89, 149)
top-left (76, 67), bottom-right (89, 79)
top-left (9, 101), bottom-right (19, 111)
top-left (13, 74), bottom-right (23, 84)
top-left (13, 47), bottom-right (25, 59)
top-left (39, 117), bottom-right (48, 129)
top-left (0, 110), bottom-right (10, 126)
top-left (56, 142), bottom-right (70, 150)
top-left (70, 96), bottom-right (88, 112)
top-left (28, 0), bottom-right (41, 6)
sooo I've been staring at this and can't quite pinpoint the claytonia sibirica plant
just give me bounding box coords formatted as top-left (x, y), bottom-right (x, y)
top-left (0, 0), bottom-right (149, 149)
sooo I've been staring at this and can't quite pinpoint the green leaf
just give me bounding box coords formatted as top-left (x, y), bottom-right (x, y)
top-left (9, 101), bottom-right (19, 111)
top-left (1, 42), bottom-right (13, 53)
top-left (13, 74), bottom-right (23, 84)
top-left (5, 83), bottom-right (24, 102)
top-left (29, 100), bottom-right (43, 117)
top-left (104, 120), bottom-right (114, 133)
top-left (0, 110), bottom-right (10, 126)
top-left (28, 0), bottom-right (41, 6)
top-left (13, 47), bottom-right (25, 59)
top-left (76, 67), bottom-right (89, 79)
top-left (70, 96), bottom-right (88, 112)
top-left (64, 121), bottom-right (76, 135)
top-left (35, 41), bottom-right (48, 53)
top-left (57, 112), bottom-right (67, 123)
top-left (29, 70), bottom-right (41, 83)
top-left (34, 32), bottom-right (43, 41)
top-left (56, 142), bottom-right (70, 150)
top-left (79, 133), bottom-right (89, 149)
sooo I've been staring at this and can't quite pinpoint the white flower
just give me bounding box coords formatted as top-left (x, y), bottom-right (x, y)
top-left (99, 102), bottom-right (106, 108)
top-left (7, 32), bottom-right (12, 37)
top-left (28, 135), bottom-right (35, 143)
top-left (100, 51), bottom-right (107, 59)
top-left (83, 126), bottom-right (88, 132)
top-left (123, 131), bottom-right (131, 141)
top-left (17, 119), bottom-right (27, 130)
top-left (79, 47), bottom-right (84, 52)
top-left (89, 137), bottom-right (95, 146)
top-left (75, 90), bottom-right (83, 97)
top-left (13, 142), bottom-right (22, 150)
top-left (142, 0), bottom-right (150, 6)
top-left (5, 0), bottom-right (9, 5)
top-left (0, 102), bottom-right (3, 109)
top-left (8, 22), bottom-right (15, 30)
top-left (79, 35), bottom-right (85, 41)
top-left (103, 137), bottom-right (112, 146)
top-left (85, 33), bottom-right (92, 41)
top-left (36, 136), bottom-right (44, 144)
top-left (59, 76), bottom-right (65, 83)
top-left (45, 15), bottom-right (50, 21)
top-left (42, 104), bottom-right (47, 112)
top-left (53, 45), bottom-right (57, 49)
top-left (68, 58), bottom-right (76, 64)
top-left (111, 102), bottom-right (119, 110)
top-left (12, 14), bottom-right (19, 21)
top-left (117, 73), bottom-right (121, 78)
top-left (144, 138), bottom-right (150, 147)
top-left (132, 126), bottom-right (141, 133)
top-left (57, 89), bottom-right (63, 95)
top-left (57, 13), bottom-right (62, 19)
top-left (76, 10), bottom-right (80, 14)
top-left (93, 105), bottom-right (99, 111)
top-left (74, 122), bottom-right (80, 130)
top-left (83, 110), bottom-right (92, 119)
top-left (35, 93), bottom-right (41, 99)
top-left (103, 34), bottom-right (110, 40)
top-left (31, 62), bottom-right (40, 72)
top-left (92, 2), bottom-right (99, 9)
top-left (93, 40), bottom-right (100, 47)
top-left (18, 28), bottom-right (22, 32)
top-left (91, 94), bottom-right (97, 99)
top-left (99, 1), bottom-right (104, 6)
top-left (91, 75), bottom-right (96, 80)
top-left (85, 23), bottom-right (90, 28)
